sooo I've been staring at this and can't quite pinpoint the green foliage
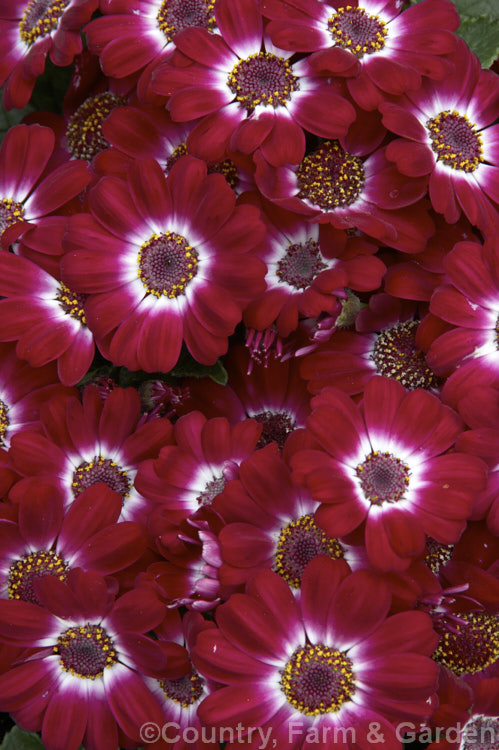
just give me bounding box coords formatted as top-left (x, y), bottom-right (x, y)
top-left (170, 354), bottom-right (229, 385)
top-left (1, 727), bottom-right (45, 750)
top-left (456, 15), bottom-right (499, 68)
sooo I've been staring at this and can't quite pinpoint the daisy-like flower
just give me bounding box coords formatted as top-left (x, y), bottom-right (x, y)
top-left (0, 252), bottom-right (95, 388)
top-left (216, 444), bottom-right (366, 589)
top-left (261, 0), bottom-right (458, 110)
top-left (179, 345), bottom-right (312, 451)
top-left (381, 38), bottom-right (499, 234)
top-left (426, 237), bottom-right (499, 408)
top-left (291, 376), bottom-right (487, 572)
top-left (242, 193), bottom-right (385, 338)
top-left (0, 343), bottom-right (73, 450)
top-left (85, 0), bottom-right (219, 95)
top-left (300, 295), bottom-right (440, 396)
top-left (0, 570), bottom-right (188, 750)
top-left (151, 0), bottom-right (356, 164)
top-left (8, 386), bottom-right (174, 524)
top-left (96, 104), bottom-right (255, 194)
top-left (193, 559), bottom-right (439, 748)
top-left (135, 411), bottom-right (262, 524)
top-left (0, 0), bottom-right (98, 110)
top-left (144, 610), bottom-right (220, 749)
top-left (0, 124), bottom-right (90, 251)
top-left (61, 156), bottom-right (267, 373)
top-left (254, 140), bottom-right (433, 252)
top-left (0, 482), bottom-right (146, 603)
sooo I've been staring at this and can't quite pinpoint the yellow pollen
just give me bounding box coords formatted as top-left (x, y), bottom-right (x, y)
top-left (19, 0), bottom-right (70, 46)
top-left (328, 6), bottom-right (388, 58)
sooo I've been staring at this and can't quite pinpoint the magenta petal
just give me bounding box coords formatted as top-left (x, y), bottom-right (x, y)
top-left (18, 483), bottom-right (63, 548)
top-left (327, 569), bottom-right (391, 648)
top-left (105, 665), bottom-right (164, 742)
top-left (56, 331), bottom-right (95, 387)
top-left (24, 160), bottom-right (90, 218)
top-left (42, 684), bottom-right (88, 750)
top-left (0, 600), bottom-right (54, 644)
top-left (301, 557), bottom-right (351, 643)
top-left (117, 632), bottom-right (185, 679)
top-left (293, 90), bottom-right (355, 138)
top-left (0, 124), bottom-right (54, 200)
top-left (58, 484), bottom-right (122, 557)
top-left (0, 661), bottom-right (53, 711)
top-left (75, 523), bottom-right (146, 574)
top-left (215, 0), bottom-right (263, 58)
top-left (193, 630), bottom-right (274, 683)
top-left (107, 590), bottom-right (164, 634)
top-left (197, 684), bottom-right (279, 728)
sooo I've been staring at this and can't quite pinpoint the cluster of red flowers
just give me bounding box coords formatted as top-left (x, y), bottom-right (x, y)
top-left (0, 0), bottom-right (498, 749)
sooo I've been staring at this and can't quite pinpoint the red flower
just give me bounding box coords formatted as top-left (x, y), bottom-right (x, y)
top-left (61, 156), bottom-right (267, 372)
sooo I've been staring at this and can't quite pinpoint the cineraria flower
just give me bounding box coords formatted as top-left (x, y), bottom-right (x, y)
top-left (261, 0), bottom-right (458, 111)
top-left (179, 345), bottom-right (312, 451)
top-left (0, 252), bottom-right (95, 387)
top-left (61, 156), bottom-right (267, 373)
top-left (0, 343), bottom-right (72, 450)
top-left (144, 610), bottom-right (220, 749)
top-left (254, 140), bottom-right (433, 252)
top-left (0, 571), bottom-right (188, 750)
top-left (381, 38), bottom-right (499, 234)
top-left (96, 104), bottom-right (255, 194)
top-left (300, 295), bottom-right (440, 395)
top-left (0, 124), bottom-right (90, 250)
top-left (193, 560), bottom-right (439, 748)
top-left (216, 444), bottom-right (366, 589)
top-left (86, 0), bottom-right (219, 97)
top-left (135, 411), bottom-right (262, 524)
top-left (0, 0), bottom-right (98, 110)
top-left (0, 482), bottom-right (146, 603)
top-left (147, 506), bottom-right (227, 611)
top-left (151, 0), bottom-right (356, 164)
top-left (426, 238), bottom-right (499, 408)
top-left (9, 386), bottom-right (174, 524)
top-left (291, 376), bottom-right (487, 571)
top-left (241, 193), bottom-right (385, 338)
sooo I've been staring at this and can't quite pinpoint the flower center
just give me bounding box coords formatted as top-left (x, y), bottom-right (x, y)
top-left (356, 451), bottom-right (410, 505)
top-left (424, 537), bottom-right (454, 575)
top-left (461, 716), bottom-right (499, 750)
top-left (253, 410), bottom-right (296, 450)
top-left (66, 93), bottom-right (126, 161)
top-left (328, 6), bottom-right (387, 58)
top-left (426, 110), bottom-right (484, 173)
top-left (55, 624), bottom-right (117, 679)
top-left (372, 321), bottom-right (439, 391)
top-left (296, 141), bottom-right (364, 210)
top-left (8, 550), bottom-right (69, 604)
top-left (72, 456), bottom-right (131, 500)
top-left (227, 53), bottom-right (299, 113)
top-left (137, 231), bottom-right (198, 299)
top-left (0, 198), bottom-right (25, 238)
top-left (281, 644), bottom-right (356, 715)
top-left (0, 399), bottom-right (9, 448)
top-left (56, 282), bottom-right (87, 325)
top-left (157, 0), bottom-right (216, 43)
top-left (197, 475), bottom-right (226, 505)
top-left (274, 515), bottom-right (344, 588)
top-left (19, 0), bottom-right (69, 45)
top-left (276, 239), bottom-right (328, 290)
top-left (433, 612), bottom-right (499, 675)
top-left (160, 669), bottom-right (205, 707)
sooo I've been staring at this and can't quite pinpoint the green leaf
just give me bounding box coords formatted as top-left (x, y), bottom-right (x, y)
top-left (452, 0), bottom-right (499, 20)
top-left (170, 357), bottom-right (228, 386)
top-left (457, 15), bottom-right (499, 68)
top-left (0, 103), bottom-right (36, 144)
top-left (1, 727), bottom-right (45, 750)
